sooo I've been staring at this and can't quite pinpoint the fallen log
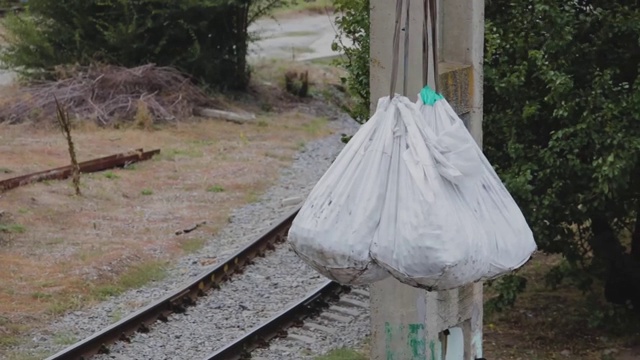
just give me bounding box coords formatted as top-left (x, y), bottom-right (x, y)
top-left (0, 148), bottom-right (161, 193)
top-left (193, 107), bottom-right (256, 124)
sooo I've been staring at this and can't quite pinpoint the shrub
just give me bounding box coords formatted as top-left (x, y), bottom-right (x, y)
top-left (331, 0), bottom-right (369, 123)
top-left (0, 0), bottom-right (289, 90)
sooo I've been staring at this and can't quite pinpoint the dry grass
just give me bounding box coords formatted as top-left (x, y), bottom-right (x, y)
top-left (0, 112), bottom-right (331, 311)
top-left (0, 59), bottom-right (344, 358)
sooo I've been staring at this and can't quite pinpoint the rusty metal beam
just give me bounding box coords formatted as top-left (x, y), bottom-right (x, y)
top-left (0, 148), bottom-right (160, 193)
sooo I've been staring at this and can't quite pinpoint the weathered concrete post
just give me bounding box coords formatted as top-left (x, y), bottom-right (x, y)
top-left (369, 0), bottom-right (485, 359)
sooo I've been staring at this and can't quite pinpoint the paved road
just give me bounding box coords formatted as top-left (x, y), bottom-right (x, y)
top-left (0, 13), bottom-right (346, 85)
top-left (248, 13), bottom-right (348, 62)
top-left (0, 68), bottom-right (15, 85)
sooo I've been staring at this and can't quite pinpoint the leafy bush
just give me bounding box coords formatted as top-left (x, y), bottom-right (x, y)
top-left (0, 0), bottom-right (288, 90)
top-left (333, 0), bottom-right (640, 311)
top-left (331, 0), bottom-right (369, 123)
top-left (484, 0), bottom-right (640, 308)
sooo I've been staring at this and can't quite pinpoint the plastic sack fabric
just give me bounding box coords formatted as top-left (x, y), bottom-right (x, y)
top-left (369, 88), bottom-right (536, 290)
top-left (286, 96), bottom-right (398, 285)
top-left (288, 90), bottom-right (536, 290)
top-left (416, 87), bottom-right (536, 281)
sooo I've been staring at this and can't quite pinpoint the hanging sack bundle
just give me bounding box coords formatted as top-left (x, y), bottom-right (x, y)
top-left (368, 88), bottom-right (537, 290)
top-left (288, 0), bottom-right (536, 289)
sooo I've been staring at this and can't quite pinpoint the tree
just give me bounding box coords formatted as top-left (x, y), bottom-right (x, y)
top-left (0, 0), bottom-right (289, 90)
top-left (334, 0), bottom-right (640, 310)
top-left (484, 0), bottom-right (640, 308)
top-left (332, 0), bottom-right (369, 124)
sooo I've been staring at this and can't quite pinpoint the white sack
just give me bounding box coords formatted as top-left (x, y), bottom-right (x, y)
top-left (420, 95), bottom-right (537, 280)
top-left (287, 97), bottom-right (396, 285)
top-left (288, 92), bottom-right (536, 289)
top-left (369, 92), bottom-right (536, 290)
top-left (367, 96), bottom-right (490, 289)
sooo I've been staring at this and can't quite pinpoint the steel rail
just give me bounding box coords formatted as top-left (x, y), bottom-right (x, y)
top-left (0, 148), bottom-right (160, 192)
top-left (44, 207), bottom-right (301, 360)
top-left (203, 280), bottom-right (348, 360)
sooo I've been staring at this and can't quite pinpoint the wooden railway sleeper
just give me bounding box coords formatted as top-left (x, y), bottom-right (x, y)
top-left (98, 343), bottom-right (110, 354)
top-left (137, 323), bottom-right (150, 333)
top-left (119, 332), bottom-right (131, 343)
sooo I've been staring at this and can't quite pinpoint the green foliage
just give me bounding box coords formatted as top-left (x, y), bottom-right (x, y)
top-left (485, 275), bottom-right (527, 313)
top-left (0, 0), bottom-right (290, 89)
top-left (331, 0), bottom-right (370, 123)
top-left (484, 0), bottom-right (640, 307)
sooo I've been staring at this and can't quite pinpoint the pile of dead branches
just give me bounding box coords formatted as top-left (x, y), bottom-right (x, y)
top-left (0, 64), bottom-right (215, 125)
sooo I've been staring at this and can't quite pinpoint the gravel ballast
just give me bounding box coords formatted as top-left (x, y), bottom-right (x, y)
top-left (15, 111), bottom-right (371, 359)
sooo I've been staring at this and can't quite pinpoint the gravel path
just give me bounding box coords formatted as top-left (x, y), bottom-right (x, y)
top-left (13, 110), bottom-right (368, 359)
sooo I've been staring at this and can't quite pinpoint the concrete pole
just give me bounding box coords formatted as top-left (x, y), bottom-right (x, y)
top-left (368, 0), bottom-right (485, 359)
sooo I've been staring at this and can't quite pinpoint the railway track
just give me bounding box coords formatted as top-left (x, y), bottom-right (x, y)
top-left (44, 207), bottom-right (367, 360)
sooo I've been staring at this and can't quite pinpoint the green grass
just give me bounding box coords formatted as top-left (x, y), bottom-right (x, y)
top-left (103, 171), bottom-right (119, 179)
top-left (308, 55), bottom-right (344, 66)
top-left (93, 285), bottom-right (122, 300)
top-left (0, 316), bottom-right (24, 348)
top-left (47, 294), bottom-right (86, 316)
top-left (117, 261), bottom-right (167, 289)
top-left (141, 189), bottom-right (153, 196)
top-left (110, 309), bottom-right (124, 323)
top-left (245, 191), bottom-right (261, 204)
top-left (0, 223), bottom-right (26, 234)
top-left (303, 117), bottom-right (328, 136)
top-left (206, 185), bottom-right (225, 193)
top-left (315, 348), bottom-right (368, 360)
top-left (0, 334), bottom-right (19, 348)
top-left (179, 238), bottom-right (206, 253)
top-left (92, 260), bottom-right (168, 300)
top-left (31, 292), bottom-right (53, 300)
top-left (0, 167), bottom-right (12, 174)
top-left (52, 332), bottom-right (77, 346)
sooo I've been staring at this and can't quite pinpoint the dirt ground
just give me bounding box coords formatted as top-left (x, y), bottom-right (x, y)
top-left (483, 255), bottom-right (640, 360)
top-left (0, 60), bottom-right (346, 357)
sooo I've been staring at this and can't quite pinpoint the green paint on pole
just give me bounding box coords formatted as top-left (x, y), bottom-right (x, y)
top-left (385, 322), bottom-right (394, 360)
top-left (407, 324), bottom-right (426, 359)
top-left (429, 340), bottom-right (437, 360)
top-left (385, 323), bottom-right (426, 360)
